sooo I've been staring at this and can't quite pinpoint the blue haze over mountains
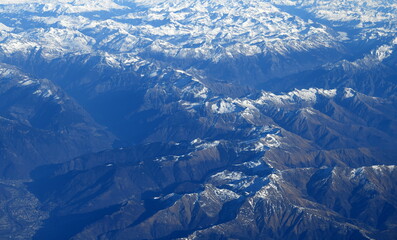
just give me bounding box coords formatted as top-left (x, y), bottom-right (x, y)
top-left (0, 0), bottom-right (396, 239)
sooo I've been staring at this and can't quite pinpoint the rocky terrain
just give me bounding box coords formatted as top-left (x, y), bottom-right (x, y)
top-left (0, 0), bottom-right (396, 239)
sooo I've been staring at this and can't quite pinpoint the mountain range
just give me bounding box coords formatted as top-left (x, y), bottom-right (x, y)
top-left (0, 0), bottom-right (396, 239)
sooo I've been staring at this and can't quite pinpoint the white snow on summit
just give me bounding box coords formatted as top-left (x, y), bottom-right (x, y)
top-left (343, 88), bottom-right (355, 99)
top-left (0, 0), bottom-right (342, 62)
top-left (271, 0), bottom-right (397, 40)
top-left (0, 0), bottom-right (125, 13)
top-left (256, 88), bottom-right (337, 106)
top-left (211, 100), bottom-right (236, 114)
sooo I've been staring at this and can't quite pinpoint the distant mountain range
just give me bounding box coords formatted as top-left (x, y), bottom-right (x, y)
top-left (0, 0), bottom-right (396, 239)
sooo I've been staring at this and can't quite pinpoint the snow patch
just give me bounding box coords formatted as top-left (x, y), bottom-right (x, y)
top-left (201, 184), bottom-right (240, 203)
top-left (255, 134), bottom-right (282, 151)
top-left (255, 173), bottom-right (282, 199)
top-left (257, 88), bottom-right (337, 106)
top-left (374, 44), bottom-right (393, 61)
top-left (302, 107), bottom-right (316, 115)
top-left (191, 138), bottom-right (202, 145)
top-left (211, 100), bottom-right (236, 114)
top-left (0, 23), bottom-right (13, 32)
top-left (371, 165), bottom-right (397, 174)
top-left (343, 88), bottom-right (355, 98)
top-left (211, 170), bottom-right (245, 182)
top-left (18, 79), bottom-right (35, 86)
top-left (194, 140), bottom-right (220, 150)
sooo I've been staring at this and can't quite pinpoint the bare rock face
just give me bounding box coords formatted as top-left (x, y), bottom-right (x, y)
top-left (0, 64), bottom-right (115, 179)
top-left (26, 142), bottom-right (397, 240)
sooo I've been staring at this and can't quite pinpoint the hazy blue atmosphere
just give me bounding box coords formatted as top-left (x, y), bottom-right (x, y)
top-left (0, 0), bottom-right (396, 239)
